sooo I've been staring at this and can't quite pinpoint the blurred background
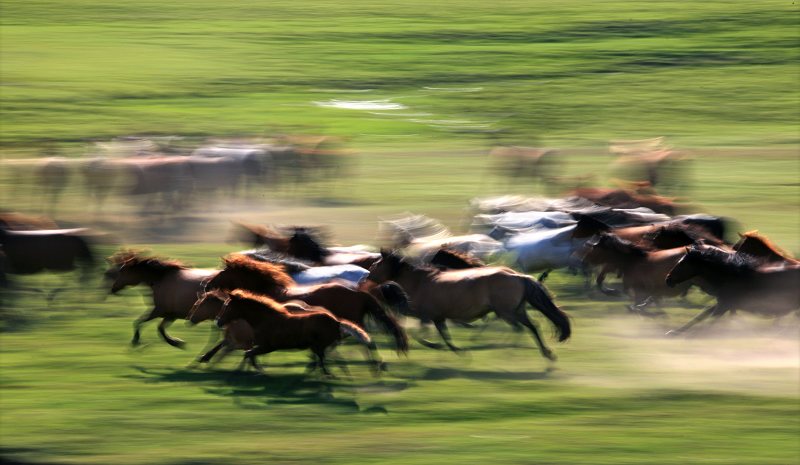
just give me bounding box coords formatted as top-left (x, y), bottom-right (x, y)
top-left (1, 1), bottom-right (798, 464)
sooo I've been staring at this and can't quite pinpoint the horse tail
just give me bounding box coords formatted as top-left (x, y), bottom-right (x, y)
top-left (365, 289), bottom-right (409, 354)
top-left (338, 320), bottom-right (372, 346)
top-left (523, 277), bottom-right (571, 341)
top-left (374, 281), bottom-right (411, 314)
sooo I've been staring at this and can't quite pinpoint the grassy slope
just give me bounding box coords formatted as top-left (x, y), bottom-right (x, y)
top-left (1, 1), bottom-right (799, 464)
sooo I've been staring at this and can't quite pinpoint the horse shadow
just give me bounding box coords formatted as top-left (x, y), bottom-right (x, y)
top-left (416, 364), bottom-right (555, 382)
top-left (124, 365), bottom-right (411, 413)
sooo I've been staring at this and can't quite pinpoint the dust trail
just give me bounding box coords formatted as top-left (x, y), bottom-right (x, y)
top-left (568, 316), bottom-right (800, 396)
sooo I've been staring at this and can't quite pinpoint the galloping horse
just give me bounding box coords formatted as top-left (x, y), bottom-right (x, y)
top-left (1, 227), bottom-right (97, 300)
top-left (209, 289), bottom-right (379, 375)
top-left (576, 233), bottom-right (691, 315)
top-left (105, 251), bottom-right (218, 348)
top-left (205, 254), bottom-right (409, 357)
top-left (367, 251), bottom-right (571, 361)
top-left (665, 245), bottom-right (800, 334)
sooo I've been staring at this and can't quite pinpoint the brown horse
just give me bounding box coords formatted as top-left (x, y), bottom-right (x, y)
top-left (105, 251), bottom-right (218, 348)
top-left (188, 291), bottom-right (316, 369)
top-left (733, 231), bottom-right (799, 265)
top-left (211, 289), bottom-right (378, 375)
top-left (665, 245), bottom-right (800, 334)
top-left (570, 187), bottom-right (678, 215)
top-left (367, 251), bottom-right (570, 361)
top-left (577, 233), bottom-right (691, 315)
top-left (572, 217), bottom-right (727, 294)
top-left (205, 254), bottom-right (409, 356)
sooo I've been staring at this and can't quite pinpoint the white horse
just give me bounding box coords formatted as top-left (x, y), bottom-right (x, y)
top-left (502, 224), bottom-right (586, 281)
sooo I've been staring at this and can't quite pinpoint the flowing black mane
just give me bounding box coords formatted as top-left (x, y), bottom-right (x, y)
top-left (288, 229), bottom-right (331, 261)
top-left (689, 245), bottom-right (759, 274)
top-left (596, 233), bottom-right (648, 257)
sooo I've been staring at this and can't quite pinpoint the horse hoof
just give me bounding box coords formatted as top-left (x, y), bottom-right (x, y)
top-left (544, 351), bottom-right (558, 362)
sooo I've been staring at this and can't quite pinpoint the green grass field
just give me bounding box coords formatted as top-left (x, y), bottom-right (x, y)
top-left (1, 1), bottom-right (799, 464)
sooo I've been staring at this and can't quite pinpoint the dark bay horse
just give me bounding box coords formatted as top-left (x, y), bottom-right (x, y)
top-left (367, 251), bottom-right (571, 361)
top-left (576, 233), bottom-right (691, 315)
top-left (105, 251), bottom-right (218, 347)
top-left (1, 227), bottom-right (97, 301)
top-left (665, 245), bottom-right (800, 334)
top-left (205, 254), bottom-right (409, 356)
top-left (286, 229), bottom-right (380, 269)
top-left (210, 289), bottom-right (379, 375)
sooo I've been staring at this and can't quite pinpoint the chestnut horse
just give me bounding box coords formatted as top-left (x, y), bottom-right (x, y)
top-left (205, 254), bottom-right (409, 357)
top-left (367, 251), bottom-right (570, 361)
top-left (105, 251), bottom-right (218, 348)
top-left (665, 245), bottom-right (800, 334)
top-left (210, 289), bottom-right (379, 375)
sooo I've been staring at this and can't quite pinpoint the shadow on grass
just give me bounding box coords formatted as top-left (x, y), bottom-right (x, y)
top-left (124, 365), bottom-right (412, 413)
top-left (419, 365), bottom-right (554, 382)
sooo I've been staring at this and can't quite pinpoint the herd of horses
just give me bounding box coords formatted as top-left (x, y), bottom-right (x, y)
top-left (1, 135), bottom-right (348, 215)
top-left (1, 186), bottom-right (798, 377)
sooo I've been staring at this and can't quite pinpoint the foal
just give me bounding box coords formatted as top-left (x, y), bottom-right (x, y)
top-left (211, 289), bottom-right (379, 375)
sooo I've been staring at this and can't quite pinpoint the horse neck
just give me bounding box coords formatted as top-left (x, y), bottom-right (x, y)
top-left (133, 266), bottom-right (176, 288)
top-left (391, 264), bottom-right (431, 297)
top-left (738, 238), bottom-right (782, 261)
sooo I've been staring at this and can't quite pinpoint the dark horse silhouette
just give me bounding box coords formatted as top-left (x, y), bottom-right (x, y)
top-left (665, 245), bottom-right (800, 334)
top-left (1, 227), bottom-right (97, 302)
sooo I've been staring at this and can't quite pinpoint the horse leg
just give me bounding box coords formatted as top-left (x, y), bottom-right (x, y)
top-left (414, 318), bottom-right (446, 349)
top-left (434, 320), bottom-right (463, 352)
top-left (197, 340), bottom-right (227, 364)
top-left (597, 267), bottom-right (621, 296)
top-left (313, 348), bottom-right (333, 378)
top-left (131, 309), bottom-right (160, 346)
top-left (513, 307), bottom-right (557, 361)
top-left (537, 269), bottom-right (552, 282)
top-left (157, 318), bottom-right (185, 348)
top-left (328, 347), bottom-right (353, 377)
top-left (242, 345), bottom-right (272, 373)
top-left (666, 304), bottom-right (722, 336)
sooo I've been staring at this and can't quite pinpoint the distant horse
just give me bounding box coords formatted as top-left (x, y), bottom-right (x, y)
top-left (576, 233), bottom-right (690, 315)
top-left (210, 289), bottom-right (378, 376)
top-left (570, 187), bottom-right (678, 216)
top-left (287, 229), bottom-right (381, 269)
top-left (1, 227), bottom-right (97, 300)
top-left (733, 231), bottom-right (799, 266)
top-left (367, 251), bottom-right (570, 361)
top-left (205, 254), bottom-right (409, 357)
top-left (105, 251), bottom-right (218, 348)
top-left (665, 245), bottom-right (800, 334)
top-left (489, 146), bottom-right (561, 188)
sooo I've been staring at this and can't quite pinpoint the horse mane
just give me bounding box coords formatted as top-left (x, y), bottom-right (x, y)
top-left (288, 229), bottom-right (331, 260)
top-left (222, 253), bottom-right (296, 289)
top-left (109, 249), bottom-right (187, 271)
top-left (645, 224), bottom-right (722, 248)
top-left (228, 289), bottom-right (298, 317)
top-left (431, 247), bottom-right (485, 269)
top-left (690, 245), bottom-right (759, 273)
top-left (736, 231), bottom-right (796, 261)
